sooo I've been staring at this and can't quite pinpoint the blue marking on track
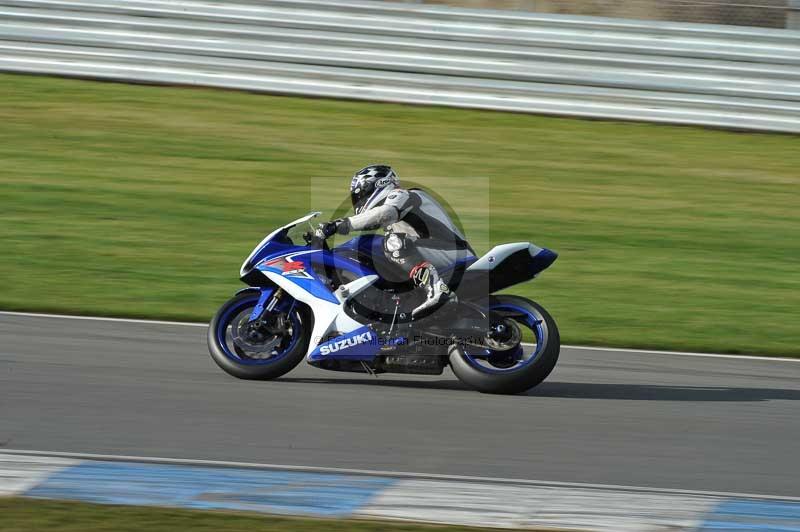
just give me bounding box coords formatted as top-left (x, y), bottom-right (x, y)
top-left (700, 499), bottom-right (800, 531)
top-left (24, 461), bottom-right (395, 517)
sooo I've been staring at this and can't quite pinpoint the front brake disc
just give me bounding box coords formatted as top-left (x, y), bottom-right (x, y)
top-left (230, 309), bottom-right (284, 355)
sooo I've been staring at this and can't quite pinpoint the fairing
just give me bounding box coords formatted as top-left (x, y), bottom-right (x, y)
top-left (237, 215), bottom-right (556, 359)
top-left (240, 212), bottom-right (321, 277)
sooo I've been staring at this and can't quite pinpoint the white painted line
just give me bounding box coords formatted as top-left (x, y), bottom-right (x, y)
top-left (2, 449), bottom-right (798, 502)
top-left (1, 310), bottom-right (798, 362)
top-left (561, 344), bottom-right (800, 363)
top-left (0, 310), bottom-right (206, 328)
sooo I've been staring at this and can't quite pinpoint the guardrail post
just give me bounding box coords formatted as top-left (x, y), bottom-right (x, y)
top-left (789, 0), bottom-right (800, 29)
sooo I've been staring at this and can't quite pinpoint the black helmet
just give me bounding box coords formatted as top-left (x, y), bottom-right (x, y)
top-left (350, 165), bottom-right (399, 214)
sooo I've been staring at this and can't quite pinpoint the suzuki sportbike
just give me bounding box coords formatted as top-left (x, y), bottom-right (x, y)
top-left (208, 212), bottom-right (559, 394)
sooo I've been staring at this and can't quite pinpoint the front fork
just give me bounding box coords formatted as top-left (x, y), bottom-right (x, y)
top-left (248, 287), bottom-right (296, 322)
top-left (249, 288), bottom-right (282, 322)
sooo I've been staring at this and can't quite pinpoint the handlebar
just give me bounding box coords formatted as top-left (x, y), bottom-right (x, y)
top-left (302, 230), bottom-right (330, 250)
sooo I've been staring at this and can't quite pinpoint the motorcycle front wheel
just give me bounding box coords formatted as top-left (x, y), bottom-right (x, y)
top-left (207, 291), bottom-right (310, 380)
top-left (449, 295), bottom-right (560, 394)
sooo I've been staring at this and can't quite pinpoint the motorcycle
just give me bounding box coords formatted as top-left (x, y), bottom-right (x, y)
top-left (208, 212), bottom-right (560, 394)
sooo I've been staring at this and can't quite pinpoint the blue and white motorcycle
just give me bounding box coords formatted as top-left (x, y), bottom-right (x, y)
top-left (208, 212), bottom-right (560, 394)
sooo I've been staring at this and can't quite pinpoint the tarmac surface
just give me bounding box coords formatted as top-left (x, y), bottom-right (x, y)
top-left (1, 313), bottom-right (798, 497)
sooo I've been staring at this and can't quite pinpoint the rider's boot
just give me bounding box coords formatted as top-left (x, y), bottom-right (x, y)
top-left (410, 261), bottom-right (451, 318)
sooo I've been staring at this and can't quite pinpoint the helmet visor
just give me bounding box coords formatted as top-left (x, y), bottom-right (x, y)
top-left (350, 180), bottom-right (375, 213)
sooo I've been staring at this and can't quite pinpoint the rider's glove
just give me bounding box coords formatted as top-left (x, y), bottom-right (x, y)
top-left (319, 219), bottom-right (351, 239)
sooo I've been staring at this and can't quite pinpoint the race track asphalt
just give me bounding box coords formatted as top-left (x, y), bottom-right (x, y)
top-left (1, 313), bottom-right (798, 497)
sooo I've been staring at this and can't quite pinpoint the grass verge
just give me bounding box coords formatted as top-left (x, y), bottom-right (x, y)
top-left (0, 498), bottom-right (523, 532)
top-left (1, 74), bottom-right (798, 355)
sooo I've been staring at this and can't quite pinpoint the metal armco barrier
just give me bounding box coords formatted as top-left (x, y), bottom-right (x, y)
top-left (0, 0), bottom-right (799, 133)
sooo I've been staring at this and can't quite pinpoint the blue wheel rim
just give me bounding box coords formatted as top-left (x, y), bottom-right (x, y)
top-left (215, 296), bottom-right (301, 366)
top-left (461, 303), bottom-right (545, 374)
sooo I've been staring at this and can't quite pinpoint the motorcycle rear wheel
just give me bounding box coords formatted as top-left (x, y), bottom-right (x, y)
top-left (449, 295), bottom-right (559, 394)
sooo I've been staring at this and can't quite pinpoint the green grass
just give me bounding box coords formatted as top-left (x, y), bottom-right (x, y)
top-left (1, 73), bottom-right (798, 355)
top-left (0, 498), bottom-right (526, 532)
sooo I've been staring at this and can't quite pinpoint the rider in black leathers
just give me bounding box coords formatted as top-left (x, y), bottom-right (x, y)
top-left (319, 165), bottom-right (471, 317)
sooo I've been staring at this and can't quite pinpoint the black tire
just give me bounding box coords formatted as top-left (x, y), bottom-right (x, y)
top-left (207, 291), bottom-right (311, 380)
top-left (449, 295), bottom-right (559, 394)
